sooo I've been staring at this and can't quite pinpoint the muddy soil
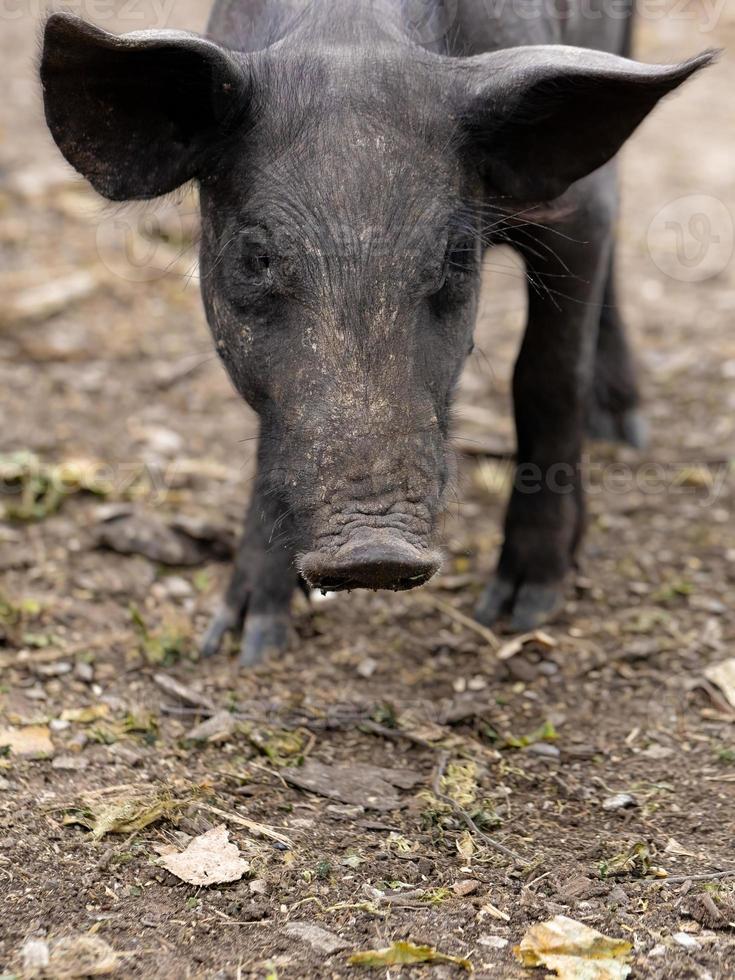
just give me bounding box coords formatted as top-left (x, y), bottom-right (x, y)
top-left (1, 2), bottom-right (734, 978)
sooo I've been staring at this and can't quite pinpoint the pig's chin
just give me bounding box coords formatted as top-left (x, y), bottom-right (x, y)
top-left (298, 527), bottom-right (442, 593)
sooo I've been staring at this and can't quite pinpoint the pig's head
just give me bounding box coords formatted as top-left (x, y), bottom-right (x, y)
top-left (41, 13), bottom-right (712, 591)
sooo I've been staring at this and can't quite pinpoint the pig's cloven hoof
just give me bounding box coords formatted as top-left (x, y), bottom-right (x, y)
top-left (586, 404), bottom-right (648, 449)
top-left (200, 604), bottom-right (243, 659)
top-left (475, 577), bottom-right (565, 632)
top-left (200, 604), bottom-right (290, 667)
top-left (238, 612), bottom-right (290, 668)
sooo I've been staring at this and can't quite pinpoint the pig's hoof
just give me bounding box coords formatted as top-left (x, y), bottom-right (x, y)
top-left (199, 604), bottom-right (243, 659)
top-left (474, 577), bottom-right (515, 626)
top-left (238, 613), bottom-right (290, 669)
top-left (586, 404), bottom-right (648, 449)
top-left (475, 578), bottom-right (564, 632)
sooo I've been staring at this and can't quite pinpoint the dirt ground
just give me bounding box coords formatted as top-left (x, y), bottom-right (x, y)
top-left (1, 2), bottom-right (734, 978)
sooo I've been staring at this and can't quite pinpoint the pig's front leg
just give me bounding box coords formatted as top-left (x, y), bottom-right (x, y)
top-left (201, 480), bottom-right (298, 667)
top-left (476, 181), bottom-right (615, 631)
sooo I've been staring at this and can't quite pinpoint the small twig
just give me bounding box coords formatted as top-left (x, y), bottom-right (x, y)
top-left (358, 720), bottom-right (438, 751)
top-left (659, 870), bottom-right (735, 885)
top-left (431, 751), bottom-right (526, 867)
top-left (195, 802), bottom-right (293, 848)
top-left (208, 908), bottom-right (272, 927)
top-left (152, 673), bottom-right (214, 711)
top-left (419, 594), bottom-right (499, 650)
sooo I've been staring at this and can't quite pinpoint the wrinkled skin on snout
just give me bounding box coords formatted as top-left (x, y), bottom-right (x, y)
top-left (40, 7), bottom-right (713, 666)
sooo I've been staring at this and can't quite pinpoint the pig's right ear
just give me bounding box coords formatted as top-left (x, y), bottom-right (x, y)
top-left (41, 12), bottom-right (248, 201)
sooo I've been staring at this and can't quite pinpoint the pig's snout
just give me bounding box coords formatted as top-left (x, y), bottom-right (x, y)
top-left (300, 529), bottom-right (441, 592)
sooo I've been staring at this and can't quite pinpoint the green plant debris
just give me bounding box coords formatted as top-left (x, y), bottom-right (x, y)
top-left (244, 725), bottom-right (307, 767)
top-left (651, 578), bottom-right (694, 603)
top-left (443, 760), bottom-right (481, 808)
top-left (350, 941), bottom-right (473, 972)
top-left (419, 760), bottom-right (500, 831)
top-left (0, 592), bottom-right (41, 646)
top-left (424, 887), bottom-right (453, 905)
top-left (60, 705), bottom-right (110, 724)
top-left (315, 860), bottom-right (332, 880)
top-left (600, 842), bottom-right (667, 880)
top-left (130, 605), bottom-right (190, 666)
top-left (386, 832), bottom-right (420, 855)
top-left (63, 785), bottom-right (192, 840)
top-left (503, 720), bottom-right (559, 749)
top-left (0, 450), bottom-right (109, 521)
top-left (341, 852), bottom-right (367, 869)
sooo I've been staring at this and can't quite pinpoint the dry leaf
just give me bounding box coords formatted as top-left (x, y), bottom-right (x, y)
top-left (60, 705), bottom-right (110, 724)
top-left (704, 659), bottom-right (735, 709)
top-left (498, 630), bottom-right (557, 662)
top-left (515, 915), bottom-right (632, 979)
top-left (350, 940), bottom-right (473, 972)
top-left (0, 724), bottom-right (54, 759)
top-left (159, 825), bottom-right (249, 886)
top-left (64, 785), bottom-right (188, 840)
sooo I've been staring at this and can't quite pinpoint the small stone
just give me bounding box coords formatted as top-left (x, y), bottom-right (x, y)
top-left (283, 921), bottom-right (349, 955)
top-left (185, 710), bottom-right (237, 743)
top-left (357, 657), bottom-right (377, 678)
top-left (453, 879), bottom-right (481, 897)
top-left (478, 935), bottom-right (508, 950)
top-left (52, 755), bottom-right (89, 771)
top-left (106, 743), bottom-right (143, 766)
top-left (163, 575), bottom-right (193, 599)
top-left (50, 719), bottom-right (71, 733)
top-left (249, 879), bottom-right (269, 896)
top-left (21, 939), bottom-right (50, 974)
top-left (74, 661), bottom-right (95, 683)
top-left (649, 943), bottom-right (667, 958)
top-left (1, 270), bottom-right (99, 326)
top-left (0, 776), bottom-right (10, 791)
top-left (34, 661), bottom-right (73, 677)
top-left (640, 744), bottom-right (673, 760)
top-left (602, 793), bottom-right (637, 811)
top-left (326, 803), bottom-right (364, 820)
top-left (672, 932), bottom-right (700, 950)
top-left (67, 732), bottom-right (89, 753)
top-left (527, 743), bottom-right (560, 759)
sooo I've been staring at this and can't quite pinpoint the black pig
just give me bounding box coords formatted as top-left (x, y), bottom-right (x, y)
top-left (40, 1), bottom-right (713, 665)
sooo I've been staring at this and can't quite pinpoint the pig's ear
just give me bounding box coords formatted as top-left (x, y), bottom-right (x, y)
top-left (41, 12), bottom-right (248, 201)
top-left (457, 46), bottom-right (716, 202)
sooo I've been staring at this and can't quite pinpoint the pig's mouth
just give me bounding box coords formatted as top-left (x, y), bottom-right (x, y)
top-left (298, 528), bottom-right (442, 593)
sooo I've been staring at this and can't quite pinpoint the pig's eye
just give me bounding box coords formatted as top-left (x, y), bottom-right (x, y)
top-left (443, 238), bottom-right (476, 283)
top-left (229, 228), bottom-right (275, 293)
top-left (245, 250), bottom-right (270, 277)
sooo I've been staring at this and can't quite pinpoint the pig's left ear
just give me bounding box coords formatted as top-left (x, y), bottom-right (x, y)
top-left (41, 12), bottom-right (249, 201)
top-left (456, 46), bottom-right (716, 202)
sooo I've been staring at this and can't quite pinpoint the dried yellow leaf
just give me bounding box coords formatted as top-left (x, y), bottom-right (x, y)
top-left (515, 915), bottom-right (632, 979)
top-left (350, 940), bottom-right (473, 972)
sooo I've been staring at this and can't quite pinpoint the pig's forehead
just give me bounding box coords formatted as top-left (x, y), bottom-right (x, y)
top-left (250, 45), bottom-right (455, 148)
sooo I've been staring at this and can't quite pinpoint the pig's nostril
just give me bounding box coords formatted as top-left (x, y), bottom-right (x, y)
top-left (300, 534), bottom-right (441, 593)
